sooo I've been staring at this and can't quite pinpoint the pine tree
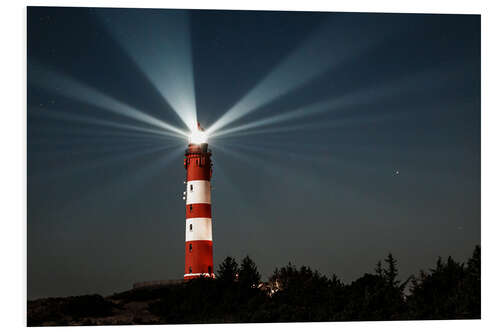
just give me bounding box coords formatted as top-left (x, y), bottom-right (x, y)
top-left (383, 253), bottom-right (400, 287)
top-left (238, 255), bottom-right (261, 288)
top-left (375, 260), bottom-right (383, 277)
top-left (217, 256), bottom-right (239, 284)
top-left (467, 245), bottom-right (480, 280)
top-left (464, 245), bottom-right (481, 317)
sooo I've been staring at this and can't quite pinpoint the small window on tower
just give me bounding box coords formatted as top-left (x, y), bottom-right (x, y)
top-left (190, 184), bottom-right (193, 191)
top-left (189, 224), bottom-right (192, 231)
top-left (189, 266), bottom-right (192, 273)
top-left (190, 204), bottom-right (193, 212)
top-left (208, 266), bottom-right (212, 275)
top-left (189, 243), bottom-right (192, 252)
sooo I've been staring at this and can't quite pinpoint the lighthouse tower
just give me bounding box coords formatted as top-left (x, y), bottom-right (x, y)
top-left (183, 123), bottom-right (214, 279)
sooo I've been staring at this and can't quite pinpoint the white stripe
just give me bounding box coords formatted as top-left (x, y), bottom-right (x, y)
top-left (186, 218), bottom-right (212, 241)
top-left (186, 180), bottom-right (211, 204)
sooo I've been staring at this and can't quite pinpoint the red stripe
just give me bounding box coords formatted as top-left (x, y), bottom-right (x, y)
top-left (185, 152), bottom-right (212, 181)
top-left (186, 203), bottom-right (211, 219)
top-left (186, 162), bottom-right (211, 181)
top-left (185, 240), bottom-right (213, 276)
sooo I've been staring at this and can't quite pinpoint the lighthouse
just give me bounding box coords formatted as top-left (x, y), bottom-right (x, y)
top-left (183, 123), bottom-right (214, 279)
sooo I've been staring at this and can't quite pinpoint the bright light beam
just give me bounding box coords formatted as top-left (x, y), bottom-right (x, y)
top-left (29, 106), bottom-right (186, 141)
top-left (207, 17), bottom-right (392, 135)
top-left (210, 65), bottom-right (464, 139)
top-left (29, 61), bottom-right (188, 138)
top-left (211, 112), bottom-right (406, 141)
top-left (29, 134), bottom-right (173, 153)
top-left (98, 9), bottom-right (198, 131)
top-left (210, 91), bottom-right (392, 139)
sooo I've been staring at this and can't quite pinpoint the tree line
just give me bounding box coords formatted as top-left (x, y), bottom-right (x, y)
top-left (148, 245), bottom-right (480, 322)
top-left (27, 245), bottom-right (480, 325)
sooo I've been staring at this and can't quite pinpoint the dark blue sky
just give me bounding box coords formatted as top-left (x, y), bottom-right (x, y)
top-left (27, 7), bottom-right (480, 299)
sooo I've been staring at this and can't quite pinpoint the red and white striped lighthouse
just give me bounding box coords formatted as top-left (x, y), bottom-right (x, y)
top-left (183, 123), bottom-right (214, 279)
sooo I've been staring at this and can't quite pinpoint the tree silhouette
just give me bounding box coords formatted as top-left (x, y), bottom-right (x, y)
top-left (217, 256), bottom-right (239, 284)
top-left (406, 250), bottom-right (481, 319)
top-left (341, 273), bottom-right (390, 320)
top-left (29, 246), bottom-right (481, 325)
top-left (238, 255), bottom-right (261, 289)
top-left (343, 253), bottom-right (408, 320)
top-left (467, 245), bottom-right (480, 278)
top-left (383, 253), bottom-right (400, 287)
top-left (268, 263), bottom-right (332, 321)
top-left (375, 260), bottom-right (383, 277)
top-left (464, 245), bottom-right (481, 316)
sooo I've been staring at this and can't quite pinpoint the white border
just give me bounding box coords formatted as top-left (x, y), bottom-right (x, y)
top-left (24, 0), bottom-right (482, 14)
top-left (2, 1), bottom-right (498, 332)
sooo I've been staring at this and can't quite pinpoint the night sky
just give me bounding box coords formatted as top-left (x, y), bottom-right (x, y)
top-left (27, 7), bottom-right (480, 300)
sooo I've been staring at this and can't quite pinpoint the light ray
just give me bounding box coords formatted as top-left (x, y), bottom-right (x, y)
top-left (215, 140), bottom-right (394, 181)
top-left (98, 8), bottom-right (198, 131)
top-left (54, 145), bottom-right (186, 218)
top-left (28, 124), bottom-right (179, 153)
top-left (109, 145), bottom-right (187, 201)
top-left (210, 99), bottom-right (343, 138)
top-left (29, 142), bottom-right (182, 185)
top-left (29, 106), bottom-right (186, 141)
top-left (29, 134), bottom-right (174, 154)
top-left (207, 17), bottom-right (393, 135)
top-left (209, 141), bottom-right (292, 181)
top-left (210, 110), bottom-right (408, 141)
top-left (29, 61), bottom-right (188, 137)
top-left (210, 64), bottom-right (466, 139)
